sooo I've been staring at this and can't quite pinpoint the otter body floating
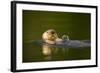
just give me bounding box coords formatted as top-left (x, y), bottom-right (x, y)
top-left (44, 40), bottom-right (90, 48)
top-left (31, 40), bottom-right (90, 48)
top-left (30, 29), bottom-right (90, 48)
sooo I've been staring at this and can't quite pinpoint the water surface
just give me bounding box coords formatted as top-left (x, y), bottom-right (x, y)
top-left (23, 41), bottom-right (90, 62)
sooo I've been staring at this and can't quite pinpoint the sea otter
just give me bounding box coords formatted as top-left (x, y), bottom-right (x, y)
top-left (42, 29), bottom-right (69, 44)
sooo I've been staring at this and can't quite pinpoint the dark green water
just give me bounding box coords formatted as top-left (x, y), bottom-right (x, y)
top-left (23, 10), bottom-right (91, 63)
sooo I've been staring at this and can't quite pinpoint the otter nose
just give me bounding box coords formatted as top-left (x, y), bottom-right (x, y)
top-left (51, 31), bottom-right (55, 34)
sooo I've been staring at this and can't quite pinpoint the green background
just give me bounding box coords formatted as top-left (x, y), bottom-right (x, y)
top-left (23, 10), bottom-right (91, 63)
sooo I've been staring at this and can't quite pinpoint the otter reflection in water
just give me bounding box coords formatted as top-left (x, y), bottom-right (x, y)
top-left (42, 43), bottom-right (57, 60)
top-left (42, 43), bottom-right (68, 60)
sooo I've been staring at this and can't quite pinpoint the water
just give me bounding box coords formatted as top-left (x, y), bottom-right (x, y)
top-left (23, 10), bottom-right (91, 63)
top-left (23, 41), bottom-right (90, 63)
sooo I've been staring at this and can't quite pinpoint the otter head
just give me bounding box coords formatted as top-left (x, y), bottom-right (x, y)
top-left (42, 29), bottom-right (58, 43)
